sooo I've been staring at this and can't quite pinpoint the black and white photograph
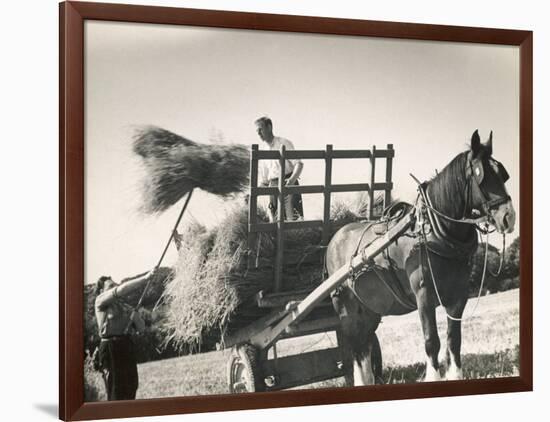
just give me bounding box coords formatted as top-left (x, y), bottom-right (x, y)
top-left (82, 18), bottom-right (521, 402)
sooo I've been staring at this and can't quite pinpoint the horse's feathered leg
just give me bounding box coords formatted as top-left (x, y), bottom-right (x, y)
top-left (333, 288), bottom-right (381, 386)
top-left (444, 297), bottom-right (468, 380)
top-left (415, 284), bottom-right (441, 382)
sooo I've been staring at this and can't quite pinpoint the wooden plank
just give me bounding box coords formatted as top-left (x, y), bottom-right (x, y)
top-left (247, 145), bottom-right (259, 268)
top-left (284, 315), bottom-right (341, 337)
top-left (256, 150), bottom-right (280, 160)
top-left (256, 290), bottom-right (333, 309)
top-left (255, 148), bottom-right (393, 160)
top-left (252, 186), bottom-right (278, 196)
top-left (330, 183), bottom-right (370, 193)
top-left (331, 150), bottom-right (371, 159)
top-left (282, 219), bottom-right (324, 231)
top-left (275, 144), bottom-right (286, 292)
top-left (262, 347), bottom-right (347, 391)
top-left (322, 145), bottom-right (333, 246)
top-left (374, 148), bottom-right (395, 158)
top-left (222, 309), bottom-right (288, 349)
top-left (385, 144), bottom-right (394, 208)
top-left (372, 182), bottom-right (393, 191)
top-left (369, 145), bottom-right (376, 219)
top-left (285, 150), bottom-right (326, 159)
top-left (250, 222), bottom-right (277, 233)
top-left (255, 289), bottom-right (310, 308)
top-left (251, 220), bottom-right (322, 235)
top-left (284, 184), bottom-right (324, 195)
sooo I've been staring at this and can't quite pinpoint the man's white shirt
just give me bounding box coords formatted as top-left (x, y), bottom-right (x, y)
top-left (259, 136), bottom-right (302, 185)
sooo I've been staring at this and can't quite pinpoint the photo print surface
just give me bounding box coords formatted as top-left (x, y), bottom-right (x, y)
top-left (83, 20), bottom-right (520, 402)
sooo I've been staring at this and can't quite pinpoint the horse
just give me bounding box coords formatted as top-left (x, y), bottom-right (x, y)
top-left (326, 130), bottom-right (515, 385)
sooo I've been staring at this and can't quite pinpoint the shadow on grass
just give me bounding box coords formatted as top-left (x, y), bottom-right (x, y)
top-left (383, 346), bottom-right (520, 384)
top-left (312, 346), bottom-right (520, 389)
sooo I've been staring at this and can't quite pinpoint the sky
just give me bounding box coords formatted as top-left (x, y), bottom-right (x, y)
top-left (84, 21), bottom-right (520, 284)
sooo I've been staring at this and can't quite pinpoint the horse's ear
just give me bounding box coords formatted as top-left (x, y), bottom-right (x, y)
top-left (471, 130), bottom-right (481, 156)
top-left (485, 131), bottom-right (493, 156)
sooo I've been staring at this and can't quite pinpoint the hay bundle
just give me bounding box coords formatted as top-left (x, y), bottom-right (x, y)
top-left (162, 203), bottom-right (366, 349)
top-left (133, 126), bottom-right (249, 214)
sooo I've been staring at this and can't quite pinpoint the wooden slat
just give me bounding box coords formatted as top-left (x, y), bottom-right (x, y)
top-left (255, 289), bottom-right (310, 308)
top-left (282, 219), bottom-right (324, 231)
top-left (331, 149), bottom-right (371, 159)
top-left (252, 186), bottom-right (278, 196)
top-left (255, 290), bottom-right (333, 309)
top-left (255, 147), bottom-right (393, 161)
top-left (285, 150), bottom-right (326, 159)
top-left (385, 144), bottom-right (394, 208)
top-left (374, 148), bottom-right (395, 158)
top-left (369, 145), bottom-right (376, 219)
top-left (322, 145), bottom-right (333, 245)
top-left (247, 145), bottom-right (259, 268)
top-left (372, 182), bottom-right (393, 191)
top-left (250, 222), bottom-right (277, 233)
top-left (256, 150), bottom-right (280, 160)
top-left (222, 309), bottom-right (288, 349)
top-left (252, 182), bottom-right (391, 198)
top-left (275, 145), bottom-right (286, 292)
top-left (284, 184), bottom-right (324, 195)
top-left (284, 315), bottom-right (341, 337)
top-left (330, 183), bottom-right (370, 193)
top-left (262, 347), bottom-right (347, 391)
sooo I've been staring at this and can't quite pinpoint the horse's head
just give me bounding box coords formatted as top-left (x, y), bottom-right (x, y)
top-left (467, 130), bottom-right (515, 233)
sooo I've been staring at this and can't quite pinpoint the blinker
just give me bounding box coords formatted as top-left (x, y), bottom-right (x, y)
top-left (491, 159), bottom-right (510, 183)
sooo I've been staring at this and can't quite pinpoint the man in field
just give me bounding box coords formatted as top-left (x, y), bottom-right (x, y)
top-left (94, 269), bottom-right (155, 400)
top-left (255, 116), bottom-right (304, 222)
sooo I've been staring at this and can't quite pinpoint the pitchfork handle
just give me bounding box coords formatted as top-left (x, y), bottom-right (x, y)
top-left (155, 189), bottom-right (194, 269)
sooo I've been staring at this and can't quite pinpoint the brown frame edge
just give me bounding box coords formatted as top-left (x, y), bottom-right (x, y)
top-left (59, 1), bottom-right (533, 420)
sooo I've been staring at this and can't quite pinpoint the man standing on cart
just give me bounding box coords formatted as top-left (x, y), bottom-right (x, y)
top-left (255, 116), bottom-right (304, 222)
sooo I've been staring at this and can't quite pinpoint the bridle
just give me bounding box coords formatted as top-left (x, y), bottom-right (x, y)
top-left (412, 152), bottom-right (511, 232)
top-left (465, 153), bottom-right (510, 222)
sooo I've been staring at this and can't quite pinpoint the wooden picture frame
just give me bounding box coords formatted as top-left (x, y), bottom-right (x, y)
top-left (60, 1), bottom-right (533, 420)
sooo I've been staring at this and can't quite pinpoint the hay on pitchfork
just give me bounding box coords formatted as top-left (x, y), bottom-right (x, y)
top-left (162, 202), bottom-right (368, 349)
top-left (133, 126), bottom-right (250, 214)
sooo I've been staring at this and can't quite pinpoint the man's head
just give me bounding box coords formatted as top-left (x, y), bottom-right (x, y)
top-left (255, 116), bottom-right (274, 144)
top-left (95, 275), bottom-right (116, 295)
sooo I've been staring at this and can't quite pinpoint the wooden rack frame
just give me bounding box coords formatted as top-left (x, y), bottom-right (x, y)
top-left (247, 143), bottom-right (394, 292)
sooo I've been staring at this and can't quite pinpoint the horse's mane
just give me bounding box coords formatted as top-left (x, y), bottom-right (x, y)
top-left (427, 151), bottom-right (469, 220)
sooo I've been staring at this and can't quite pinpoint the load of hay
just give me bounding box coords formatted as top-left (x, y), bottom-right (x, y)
top-left (133, 126), bottom-right (249, 214)
top-left (161, 203), bottom-right (367, 350)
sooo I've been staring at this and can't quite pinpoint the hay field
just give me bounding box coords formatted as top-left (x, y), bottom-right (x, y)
top-left (123, 288), bottom-right (519, 399)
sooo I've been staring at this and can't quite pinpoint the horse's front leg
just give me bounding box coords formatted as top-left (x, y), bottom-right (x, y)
top-left (444, 297), bottom-right (467, 380)
top-left (415, 286), bottom-right (441, 382)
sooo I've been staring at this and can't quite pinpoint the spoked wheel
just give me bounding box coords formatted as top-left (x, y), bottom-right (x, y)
top-left (227, 344), bottom-right (265, 393)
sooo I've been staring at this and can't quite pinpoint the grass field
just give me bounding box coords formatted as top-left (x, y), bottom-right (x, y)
top-left (85, 289), bottom-right (519, 401)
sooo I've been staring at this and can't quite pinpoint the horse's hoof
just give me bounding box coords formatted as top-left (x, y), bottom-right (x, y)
top-left (445, 366), bottom-right (463, 381)
top-left (424, 362), bottom-right (442, 382)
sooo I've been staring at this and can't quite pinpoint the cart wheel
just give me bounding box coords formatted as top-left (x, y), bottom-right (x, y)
top-left (372, 333), bottom-right (383, 384)
top-left (227, 344), bottom-right (265, 393)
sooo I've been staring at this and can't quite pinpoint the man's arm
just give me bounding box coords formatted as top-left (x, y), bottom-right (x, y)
top-left (287, 161), bottom-right (303, 186)
top-left (95, 268), bottom-right (156, 310)
top-left (282, 138), bottom-right (303, 185)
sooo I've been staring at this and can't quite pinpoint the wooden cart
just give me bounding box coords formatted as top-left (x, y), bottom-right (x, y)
top-left (224, 143), bottom-right (411, 393)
